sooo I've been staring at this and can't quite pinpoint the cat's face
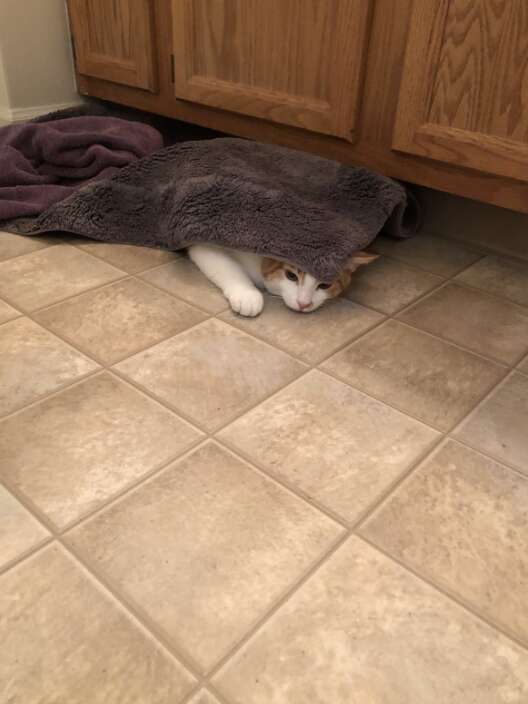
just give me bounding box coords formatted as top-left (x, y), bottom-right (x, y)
top-left (261, 251), bottom-right (378, 313)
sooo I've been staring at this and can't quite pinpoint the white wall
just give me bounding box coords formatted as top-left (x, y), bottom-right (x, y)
top-left (0, 48), bottom-right (11, 120)
top-left (0, 0), bottom-right (81, 121)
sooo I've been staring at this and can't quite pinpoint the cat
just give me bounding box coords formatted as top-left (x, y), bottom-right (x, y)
top-left (188, 244), bottom-right (378, 316)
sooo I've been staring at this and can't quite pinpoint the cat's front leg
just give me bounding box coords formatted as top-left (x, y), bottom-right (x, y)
top-left (188, 244), bottom-right (264, 317)
top-left (226, 285), bottom-right (264, 317)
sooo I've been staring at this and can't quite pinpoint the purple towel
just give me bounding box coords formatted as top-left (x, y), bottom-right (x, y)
top-left (0, 116), bottom-right (163, 220)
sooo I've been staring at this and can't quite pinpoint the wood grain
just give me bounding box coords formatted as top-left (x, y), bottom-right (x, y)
top-left (429, 0), bottom-right (528, 141)
top-left (172, 0), bottom-right (373, 140)
top-left (393, 0), bottom-right (528, 181)
top-left (67, 0), bottom-right (158, 91)
top-left (72, 0), bottom-right (528, 214)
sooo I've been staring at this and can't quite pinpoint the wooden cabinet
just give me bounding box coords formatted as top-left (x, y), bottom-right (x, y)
top-left (393, 0), bottom-right (528, 182)
top-left (68, 0), bottom-right (158, 91)
top-left (69, 0), bottom-right (528, 214)
top-left (172, 0), bottom-right (372, 140)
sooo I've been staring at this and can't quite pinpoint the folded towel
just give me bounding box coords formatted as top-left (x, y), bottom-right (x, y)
top-left (0, 114), bottom-right (162, 220)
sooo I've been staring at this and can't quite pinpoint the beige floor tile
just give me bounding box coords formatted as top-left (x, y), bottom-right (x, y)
top-left (0, 485), bottom-right (49, 569)
top-left (0, 230), bottom-right (52, 262)
top-left (68, 442), bottom-right (341, 671)
top-left (0, 317), bottom-right (98, 417)
top-left (74, 239), bottom-right (181, 273)
top-left (35, 278), bottom-right (206, 365)
top-left (370, 232), bottom-right (482, 277)
top-left (142, 258), bottom-right (229, 314)
top-left (362, 440), bottom-right (528, 643)
top-left (0, 372), bottom-right (202, 528)
top-left (345, 256), bottom-right (442, 314)
top-left (214, 536), bottom-right (528, 704)
top-left (455, 255), bottom-right (528, 308)
top-left (115, 319), bottom-right (305, 431)
top-left (220, 297), bottom-right (383, 364)
top-left (189, 691), bottom-right (220, 704)
top-left (455, 373), bottom-right (528, 474)
top-left (0, 546), bottom-right (195, 703)
top-left (0, 298), bottom-right (20, 324)
top-left (322, 320), bottom-right (505, 431)
top-left (219, 371), bottom-right (438, 522)
top-left (519, 355), bottom-right (528, 374)
top-left (399, 283), bottom-right (528, 364)
top-left (0, 243), bottom-right (123, 311)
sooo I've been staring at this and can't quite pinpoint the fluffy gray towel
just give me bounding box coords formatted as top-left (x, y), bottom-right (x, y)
top-left (2, 137), bottom-right (419, 282)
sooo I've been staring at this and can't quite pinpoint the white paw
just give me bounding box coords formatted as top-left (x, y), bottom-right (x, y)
top-left (226, 287), bottom-right (264, 317)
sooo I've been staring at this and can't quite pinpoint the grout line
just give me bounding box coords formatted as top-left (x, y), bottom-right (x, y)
top-left (58, 434), bottom-right (207, 534)
top-left (449, 432), bottom-right (528, 479)
top-left (395, 317), bottom-right (527, 368)
top-left (388, 279), bottom-right (451, 317)
top-left (60, 441), bottom-right (209, 532)
top-left (110, 360), bottom-right (309, 437)
top-left (35, 308), bottom-right (211, 369)
top-left (0, 258), bottom-right (129, 317)
top-left (30, 274), bottom-right (135, 315)
top-left (0, 367), bottom-right (101, 423)
top-left (353, 438), bottom-right (451, 529)
top-left (392, 317), bottom-right (514, 367)
top-left (62, 537), bottom-right (207, 677)
top-left (202, 531), bottom-right (352, 681)
top-left (346, 435), bottom-right (447, 531)
top-left (368, 244), bottom-right (485, 278)
top-left (318, 362), bottom-right (450, 432)
top-left (0, 239), bottom-right (60, 265)
top-left (446, 368), bottom-right (518, 438)
top-left (353, 368), bottom-right (525, 533)
top-left (447, 437), bottom-right (528, 483)
top-left (203, 686), bottom-right (233, 704)
top-left (136, 265), bottom-right (231, 316)
top-left (354, 533), bottom-right (528, 653)
top-left (215, 303), bottom-right (388, 365)
top-left (67, 238), bottom-right (184, 273)
top-left (212, 438), bottom-right (350, 529)
top-left (0, 369), bottom-right (106, 423)
top-left (0, 533), bottom-right (55, 578)
top-left (217, 427), bottom-right (439, 532)
top-left (0, 474), bottom-right (206, 679)
top-left (450, 274), bottom-right (528, 314)
top-left (319, 358), bottom-right (507, 435)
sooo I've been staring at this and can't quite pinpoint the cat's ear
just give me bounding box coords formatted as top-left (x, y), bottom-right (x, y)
top-left (346, 251), bottom-right (379, 272)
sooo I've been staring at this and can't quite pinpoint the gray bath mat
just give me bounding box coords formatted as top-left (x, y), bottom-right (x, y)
top-left (2, 137), bottom-right (420, 282)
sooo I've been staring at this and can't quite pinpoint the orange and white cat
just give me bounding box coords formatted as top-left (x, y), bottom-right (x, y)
top-left (188, 244), bottom-right (377, 316)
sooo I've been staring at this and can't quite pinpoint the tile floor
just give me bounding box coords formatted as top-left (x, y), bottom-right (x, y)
top-left (1, 229), bottom-right (528, 703)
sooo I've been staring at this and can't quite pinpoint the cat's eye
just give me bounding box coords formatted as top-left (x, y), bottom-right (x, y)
top-left (318, 283), bottom-right (331, 290)
top-left (285, 270), bottom-right (298, 282)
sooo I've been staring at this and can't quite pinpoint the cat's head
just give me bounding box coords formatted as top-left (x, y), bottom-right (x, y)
top-left (261, 251), bottom-right (378, 313)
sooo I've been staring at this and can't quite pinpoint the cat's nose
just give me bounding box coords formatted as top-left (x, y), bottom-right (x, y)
top-left (297, 299), bottom-right (311, 310)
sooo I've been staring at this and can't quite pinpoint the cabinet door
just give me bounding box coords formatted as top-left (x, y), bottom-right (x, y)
top-left (172, 0), bottom-right (373, 140)
top-left (393, 0), bottom-right (528, 181)
top-left (67, 0), bottom-right (157, 91)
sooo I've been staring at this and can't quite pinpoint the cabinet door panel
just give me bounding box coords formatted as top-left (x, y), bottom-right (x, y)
top-left (172, 0), bottom-right (373, 140)
top-left (393, 0), bottom-right (528, 181)
top-left (68, 0), bottom-right (157, 91)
